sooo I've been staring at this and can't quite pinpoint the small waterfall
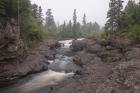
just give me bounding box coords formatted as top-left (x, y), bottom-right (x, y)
top-left (58, 40), bottom-right (73, 48)
top-left (0, 39), bottom-right (83, 93)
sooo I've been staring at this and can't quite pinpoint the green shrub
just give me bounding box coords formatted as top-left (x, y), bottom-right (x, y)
top-left (85, 31), bottom-right (107, 39)
top-left (22, 16), bottom-right (49, 47)
top-left (129, 24), bottom-right (140, 43)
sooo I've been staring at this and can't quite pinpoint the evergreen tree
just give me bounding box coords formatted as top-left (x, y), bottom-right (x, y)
top-left (31, 4), bottom-right (38, 19)
top-left (72, 9), bottom-right (78, 38)
top-left (120, 0), bottom-right (140, 30)
top-left (62, 21), bottom-right (66, 32)
top-left (105, 0), bottom-right (124, 35)
top-left (93, 22), bottom-right (100, 32)
top-left (86, 22), bottom-right (93, 32)
top-left (45, 9), bottom-right (55, 27)
top-left (45, 9), bottom-right (56, 34)
top-left (82, 13), bottom-right (86, 25)
top-left (38, 6), bottom-right (43, 24)
top-left (19, 0), bottom-right (32, 32)
top-left (0, 0), bottom-right (19, 19)
top-left (0, 0), bottom-right (7, 17)
top-left (68, 20), bottom-right (72, 32)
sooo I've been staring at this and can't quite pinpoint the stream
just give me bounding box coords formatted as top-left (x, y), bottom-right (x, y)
top-left (0, 39), bottom-right (83, 93)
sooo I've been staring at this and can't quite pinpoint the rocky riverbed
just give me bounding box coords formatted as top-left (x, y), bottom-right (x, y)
top-left (0, 38), bottom-right (140, 93)
top-left (0, 39), bottom-right (60, 86)
top-left (0, 39), bottom-right (81, 93)
top-left (50, 38), bottom-right (140, 93)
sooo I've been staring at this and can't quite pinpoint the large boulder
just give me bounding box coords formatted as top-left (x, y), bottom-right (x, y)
top-left (73, 51), bottom-right (96, 67)
top-left (86, 44), bottom-right (104, 53)
top-left (71, 40), bottom-right (87, 52)
top-left (48, 40), bottom-right (61, 50)
top-left (44, 50), bottom-right (56, 60)
top-left (96, 39), bottom-right (109, 46)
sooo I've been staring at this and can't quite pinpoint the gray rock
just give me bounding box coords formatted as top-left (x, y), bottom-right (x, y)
top-left (0, 19), bottom-right (24, 61)
top-left (86, 44), bottom-right (103, 53)
top-left (71, 40), bottom-right (87, 52)
top-left (125, 48), bottom-right (140, 60)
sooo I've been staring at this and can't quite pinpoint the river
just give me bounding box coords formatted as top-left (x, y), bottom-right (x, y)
top-left (0, 39), bottom-right (84, 93)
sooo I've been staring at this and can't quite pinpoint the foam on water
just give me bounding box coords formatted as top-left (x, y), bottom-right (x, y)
top-left (19, 70), bottom-right (74, 93)
top-left (0, 39), bottom-right (84, 93)
top-left (77, 38), bottom-right (85, 40)
top-left (58, 40), bottom-right (73, 48)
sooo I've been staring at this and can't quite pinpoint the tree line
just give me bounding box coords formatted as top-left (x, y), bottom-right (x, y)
top-left (0, 0), bottom-right (140, 46)
top-left (45, 9), bottom-right (100, 38)
top-left (105, 0), bottom-right (140, 43)
top-left (0, 0), bottom-right (101, 42)
top-left (0, 0), bottom-right (49, 47)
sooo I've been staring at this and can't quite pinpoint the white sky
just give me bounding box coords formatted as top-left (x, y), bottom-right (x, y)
top-left (30, 0), bottom-right (139, 26)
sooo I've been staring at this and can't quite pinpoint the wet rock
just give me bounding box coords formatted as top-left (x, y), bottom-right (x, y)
top-left (96, 39), bottom-right (109, 46)
top-left (45, 50), bottom-right (56, 60)
top-left (71, 40), bottom-right (87, 51)
top-left (86, 44), bottom-right (104, 53)
top-left (125, 48), bottom-right (140, 60)
top-left (48, 40), bottom-right (61, 50)
top-left (73, 56), bottom-right (82, 67)
top-left (106, 45), bottom-right (115, 50)
top-left (0, 40), bottom-right (54, 83)
top-left (73, 52), bottom-right (96, 66)
top-left (0, 55), bottom-right (49, 84)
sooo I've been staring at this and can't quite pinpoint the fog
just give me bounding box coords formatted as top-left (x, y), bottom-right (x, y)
top-left (31, 0), bottom-right (139, 26)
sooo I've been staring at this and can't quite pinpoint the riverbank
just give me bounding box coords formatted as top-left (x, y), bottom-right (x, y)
top-left (0, 38), bottom-right (140, 93)
top-left (0, 39), bottom-right (59, 86)
top-left (0, 39), bottom-right (81, 93)
top-left (50, 38), bottom-right (140, 93)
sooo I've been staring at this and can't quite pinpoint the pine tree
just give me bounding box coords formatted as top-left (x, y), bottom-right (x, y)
top-left (45, 9), bottom-right (55, 27)
top-left (93, 22), bottom-right (100, 32)
top-left (73, 9), bottom-right (77, 26)
top-left (121, 0), bottom-right (140, 29)
top-left (105, 0), bottom-right (124, 35)
top-left (0, 0), bottom-right (19, 19)
top-left (82, 13), bottom-right (87, 33)
top-left (38, 6), bottom-right (43, 24)
top-left (31, 4), bottom-right (38, 19)
top-left (68, 20), bottom-right (72, 32)
top-left (0, 0), bottom-right (6, 17)
top-left (45, 9), bottom-right (56, 33)
top-left (73, 9), bottom-right (78, 38)
top-left (62, 21), bottom-right (66, 32)
top-left (82, 13), bottom-right (86, 25)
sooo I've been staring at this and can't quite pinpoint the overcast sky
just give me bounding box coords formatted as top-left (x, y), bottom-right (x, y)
top-left (30, 0), bottom-right (138, 26)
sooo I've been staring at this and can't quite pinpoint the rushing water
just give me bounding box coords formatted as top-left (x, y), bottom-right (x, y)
top-left (0, 39), bottom-right (83, 93)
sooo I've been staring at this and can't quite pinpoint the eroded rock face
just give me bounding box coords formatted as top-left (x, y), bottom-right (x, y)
top-left (0, 19), bottom-right (24, 61)
top-left (0, 40), bottom-right (57, 85)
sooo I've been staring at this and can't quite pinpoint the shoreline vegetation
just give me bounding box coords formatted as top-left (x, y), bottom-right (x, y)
top-left (0, 0), bottom-right (140, 93)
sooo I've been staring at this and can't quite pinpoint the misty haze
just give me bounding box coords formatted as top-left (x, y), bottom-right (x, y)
top-left (0, 0), bottom-right (140, 93)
